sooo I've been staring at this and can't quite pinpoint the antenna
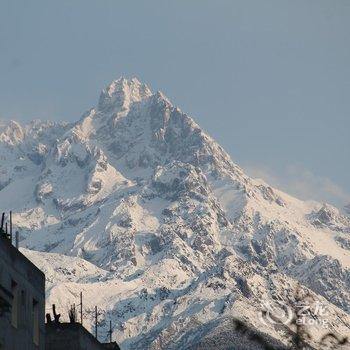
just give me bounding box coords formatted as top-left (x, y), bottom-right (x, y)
top-left (52, 304), bottom-right (61, 324)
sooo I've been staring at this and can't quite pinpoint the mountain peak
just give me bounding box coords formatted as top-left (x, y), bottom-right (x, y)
top-left (2, 77), bottom-right (350, 350)
top-left (0, 120), bottom-right (25, 146)
top-left (98, 76), bottom-right (152, 112)
top-left (152, 90), bottom-right (172, 105)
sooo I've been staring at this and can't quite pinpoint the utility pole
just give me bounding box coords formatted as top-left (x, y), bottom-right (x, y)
top-left (95, 306), bottom-right (98, 340)
top-left (109, 320), bottom-right (112, 342)
top-left (10, 211), bottom-right (13, 243)
top-left (15, 231), bottom-right (19, 249)
top-left (80, 292), bottom-right (83, 325)
top-left (0, 212), bottom-right (4, 233)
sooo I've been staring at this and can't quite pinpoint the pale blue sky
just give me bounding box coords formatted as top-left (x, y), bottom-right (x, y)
top-left (0, 0), bottom-right (349, 207)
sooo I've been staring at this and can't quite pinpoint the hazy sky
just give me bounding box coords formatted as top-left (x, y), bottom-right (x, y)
top-left (0, 0), bottom-right (349, 207)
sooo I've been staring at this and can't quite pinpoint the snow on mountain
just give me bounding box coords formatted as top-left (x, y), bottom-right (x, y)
top-left (1, 77), bottom-right (350, 349)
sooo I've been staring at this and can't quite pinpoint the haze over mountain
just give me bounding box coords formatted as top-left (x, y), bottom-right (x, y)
top-left (0, 78), bottom-right (349, 349)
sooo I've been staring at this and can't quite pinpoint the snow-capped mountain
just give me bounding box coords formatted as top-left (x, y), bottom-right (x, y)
top-left (1, 77), bottom-right (349, 349)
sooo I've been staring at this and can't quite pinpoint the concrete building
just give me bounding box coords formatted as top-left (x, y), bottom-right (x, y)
top-left (0, 215), bottom-right (121, 350)
top-left (45, 323), bottom-right (120, 350)
top-left (0, 230), bottom-right (46, 350)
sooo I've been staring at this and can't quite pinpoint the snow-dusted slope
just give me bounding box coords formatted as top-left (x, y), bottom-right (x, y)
top-left (1, 77), bottom-right (350, 349)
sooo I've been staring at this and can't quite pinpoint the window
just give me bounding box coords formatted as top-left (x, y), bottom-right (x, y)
top-left (20, 289), bottom-right (27, 326)
top-left (32, 299), bottom-right (40, 346)
top-left (21, 290), bottom-right (26, 307)
top-left (11, 280), bottom-right (18, 328)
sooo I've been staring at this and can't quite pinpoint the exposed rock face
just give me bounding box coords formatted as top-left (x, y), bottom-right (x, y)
top-left (1, 78), bottom-right (350, 349)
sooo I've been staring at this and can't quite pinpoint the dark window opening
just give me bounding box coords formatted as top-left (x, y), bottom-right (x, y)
top-left (11, 280), bottom-right (18, 328)
top-left (32, 299), bottom-right (40, 346)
